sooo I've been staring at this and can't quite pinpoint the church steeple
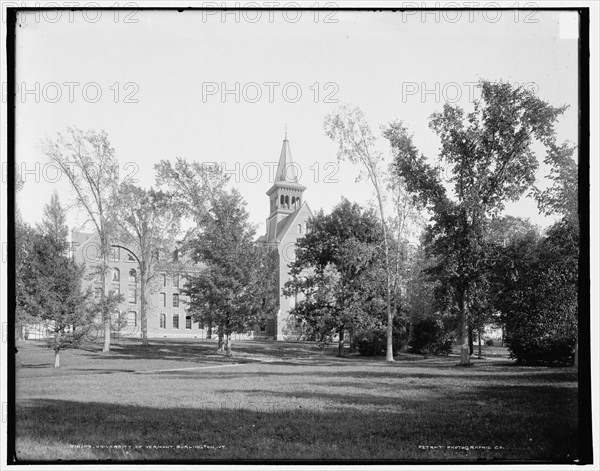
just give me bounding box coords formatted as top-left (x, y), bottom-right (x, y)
top-left (265, 132), bottom-right (306, 231)
top-left (273, 133), bottom-right (300, 184)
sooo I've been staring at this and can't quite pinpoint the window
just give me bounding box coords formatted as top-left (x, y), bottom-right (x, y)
top-left (112, 268), bottom-right (120, 282)
top-left (173, 274), bottom-right (179, 289)
top-left (128, 269), bottom-right (137, 283)
top-left (160, 293), bottom-right (166, 308)
top-left (159, 313), bottom-right (166, 329)
top-left (298, 223), bottom-right (302, 234)
top-left (110, 246), bottom-right (120, 262)
top-left (112, 287), bottom-right (120, 296)
top-left (126, 253), bottom-right (136, 263)
top-left (162, 274), bottom-right (167, 287)
top-left (173, 314), bottom-right (179, 329)
top-left (128, 287), bottom-right (137, 304)
top-left (127, 311), bottom-right (137, 327)
top-left (173, 293), bottom-right (179, 308)
top-left (186, 315), bottom-right (192, 329)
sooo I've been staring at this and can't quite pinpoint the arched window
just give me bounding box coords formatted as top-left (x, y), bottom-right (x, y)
top-left (128, 287), bottom-right (137, 304)
top-left (112, 268), bottom-right (120, 282)
top-left (280, 195), bottom-right (284, 206)
top-left (291, 196), bottom-right (296, 206)
top-left (284, 195), bottom-right (289, 208)
top-left (159, 313), bottom-right (166, 329)
top-left (129, 269), bottom-right (137, 284)
top-left (298, 223), bottom-right (302, 234)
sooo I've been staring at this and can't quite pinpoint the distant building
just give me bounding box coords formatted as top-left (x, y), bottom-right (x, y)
top-left (71, 230), bottom-right (213, 339)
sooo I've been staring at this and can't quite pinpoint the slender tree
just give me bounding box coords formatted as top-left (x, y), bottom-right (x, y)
top-left (116, 183), bottom-right (183, 345)
top-left (324, 107), bottom-right (396, 361)
top-left (43, 128), bottom-right (121, 352)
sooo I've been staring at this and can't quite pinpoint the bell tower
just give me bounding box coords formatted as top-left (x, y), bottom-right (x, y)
top-left (265, 133), bottom-right (306, 242)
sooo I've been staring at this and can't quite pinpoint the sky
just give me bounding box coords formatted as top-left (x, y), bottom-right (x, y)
top-left (11, 8), bottom-right (580, 236)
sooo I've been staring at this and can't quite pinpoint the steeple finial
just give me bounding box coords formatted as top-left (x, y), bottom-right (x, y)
top-left (284, 123), bottom-right (288, 141)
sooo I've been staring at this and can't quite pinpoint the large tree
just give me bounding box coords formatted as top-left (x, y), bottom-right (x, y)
top-left (184, 189), bottom-right (278, 356)
top-left (385, 80), bottom-right (568, 364)
top-left (283, 198), bottom-right (385, 356)
top-left (116, 183), bottom-right (183, 345)
top-left (43, 128), bottom-right (121, 352)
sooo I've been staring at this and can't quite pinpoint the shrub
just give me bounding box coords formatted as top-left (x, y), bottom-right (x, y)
top-left (506, 335), bottom-right (576, 366)
top-left (352, 324), bottom-right (406, 357)
top-left (408, 318), bottom-right (453, 356)
top-left (486, 339), bottom-right (494, 347)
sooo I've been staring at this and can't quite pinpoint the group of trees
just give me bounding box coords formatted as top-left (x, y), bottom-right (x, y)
top-left (284, 80), bottom-right (579, 365)
top-left (16, 129), bottom-right (281, 364)
top-left (15, 79), bottom-right (580, 367)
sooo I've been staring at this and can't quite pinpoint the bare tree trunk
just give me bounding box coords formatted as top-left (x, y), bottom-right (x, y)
top-left (574, 339), bottom-right (578, 368)
top-left (368, 176), bottom-right (394, 363)
top-left (477, 329), bottom-right (482, 358)
top-left (225, 329), bottom-right (232, 357)
top-left (468, 325), bottom-right (474, 355)
top-left (338, 327), bottom-right (345, 357)
top-left (381, 218), bottom-right (394, 362)
top-left (458, 286), bottom-right (470, 365)
top-left (217, 324), bottom-right (224, 352)
top-left (207, 322), bottom-right (213, 340)
top-left (54, 329), bottom-right (61, 368)
top-left (101, 251), bottom-right (111, 353)
top-left (140, 265), bottom-right (148, 346)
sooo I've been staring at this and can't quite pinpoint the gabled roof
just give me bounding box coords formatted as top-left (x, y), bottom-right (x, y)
top-left (275, 201), bottom-right (313, 242)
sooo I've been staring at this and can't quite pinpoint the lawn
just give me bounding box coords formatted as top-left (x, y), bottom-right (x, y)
top-left (13, 338), bottom-right (579, 463)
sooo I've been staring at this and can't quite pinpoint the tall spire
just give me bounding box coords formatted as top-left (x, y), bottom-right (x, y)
top-left (274, 132), bottom-right (299, 183)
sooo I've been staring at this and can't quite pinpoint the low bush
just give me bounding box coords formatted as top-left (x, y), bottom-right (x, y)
top-left (506, 335), bottom-right (576, 366)
top-left (408, 318), bottom-right (453, 356)
top-left (352, 324), bottom-right (406, 357)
